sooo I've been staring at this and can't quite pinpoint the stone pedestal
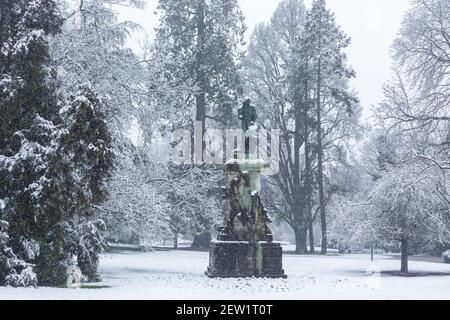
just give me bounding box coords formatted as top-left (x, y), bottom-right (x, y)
top-left (206, 240), bottom-right (286, 278)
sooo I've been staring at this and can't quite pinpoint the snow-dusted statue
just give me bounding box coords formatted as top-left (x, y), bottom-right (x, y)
top-left (238, 98), bottom-right (257, 132)
top-left (225, 160), bottom-right (273, 243)
top-left (206, 100), bottom-right (286, 278)
top-left (221, 98), bottom-right (272, 242)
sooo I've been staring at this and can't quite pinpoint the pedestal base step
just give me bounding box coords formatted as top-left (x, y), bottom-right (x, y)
top-left (206, 241), bottom-right (287, 279)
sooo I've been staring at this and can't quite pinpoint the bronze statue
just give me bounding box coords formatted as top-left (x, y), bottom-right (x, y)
top-left (238, 98), bottom-right (258, 156)
top-left (206, 97), bottom-right (286, 279)
top-left (218, 98), bottom-right (272, 242)
top-left (238, 98), bottom-right (257, 132)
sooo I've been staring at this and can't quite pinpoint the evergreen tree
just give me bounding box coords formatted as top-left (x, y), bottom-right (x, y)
top-left (153, 0), bottom-right (246, 134)
top-left (0, 1), bottom-right (114, 286)
top-left (0, 220), bottom-right (37, 287)
top-left (34, 85), bottom-right (114, 285)
top-left (143, 0), bottom-right (245, 243)
top-left (301, 0), bottom-right (359, 254)
top-left (58, 85), bottom-right (114, 282)
top-left (0, 0), bottom-right (64, 286)
top-left (59, 85), bottom-right (114, 208)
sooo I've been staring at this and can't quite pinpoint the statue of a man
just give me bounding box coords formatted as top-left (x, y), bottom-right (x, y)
top-left (238, 97), bottom-right (257, 132)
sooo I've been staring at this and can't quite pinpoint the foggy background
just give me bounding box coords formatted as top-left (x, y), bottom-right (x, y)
top-left (117, 0), bottom-right (411, 119)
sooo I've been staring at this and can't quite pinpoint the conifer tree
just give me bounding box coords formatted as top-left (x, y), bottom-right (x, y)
top-left (0, 0), bottom-right (64, 286)
top-left (301, 0), bottom-right (359, 254)
top-left (0, 1), bottom-right (114, 286)
top-left (153, 0), bottom-right (246, 134)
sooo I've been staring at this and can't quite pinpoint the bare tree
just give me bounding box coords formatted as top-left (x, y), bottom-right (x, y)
top-left (380, 0), bottom-right (450, 169)
top-left (334, 160), bottom-right (450, 273)
top-left (243, 0), bottom-right (311, 254)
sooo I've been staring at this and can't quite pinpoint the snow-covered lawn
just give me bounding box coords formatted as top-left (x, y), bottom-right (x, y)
top-left (1, 250), bottom-right (449, 300)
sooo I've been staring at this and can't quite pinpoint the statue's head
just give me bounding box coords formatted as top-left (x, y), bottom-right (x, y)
top-left (242, 97), bottom-right (251, 106)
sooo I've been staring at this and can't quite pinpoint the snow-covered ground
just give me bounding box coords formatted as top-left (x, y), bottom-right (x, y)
top-left (1, 250), bottom-right (449, 300)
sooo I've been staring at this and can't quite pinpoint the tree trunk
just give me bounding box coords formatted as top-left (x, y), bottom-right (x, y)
top-left (304, 126), bottom-right (314, 254)
top-left (173, 231), bottom-right (178, 250)
top-left (316, 55), bottom-right (327, 255)
top-left (301, 57), bottom-right (314, 254)
top-left (294, 222), bottom-right (308, 254)
top-left (317, 150), bottom-right (327, 255)
top-left (195, 0), bottom-right (206, 163)
top-left (292, 74), bottom-right (307, 255)
top-left (401, 238), bottom-right (408, 274)
top-left (306, 170), bottom-right (315, 254)
top-left (308, 216), bottom-right (315, 254)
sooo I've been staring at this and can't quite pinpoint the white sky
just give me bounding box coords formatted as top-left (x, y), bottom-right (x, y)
top-left (117, 0), bottom-right (411, 118)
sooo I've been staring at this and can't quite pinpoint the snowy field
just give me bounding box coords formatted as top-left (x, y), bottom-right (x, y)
top-left (1, 250), bottom-right (450, 300)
